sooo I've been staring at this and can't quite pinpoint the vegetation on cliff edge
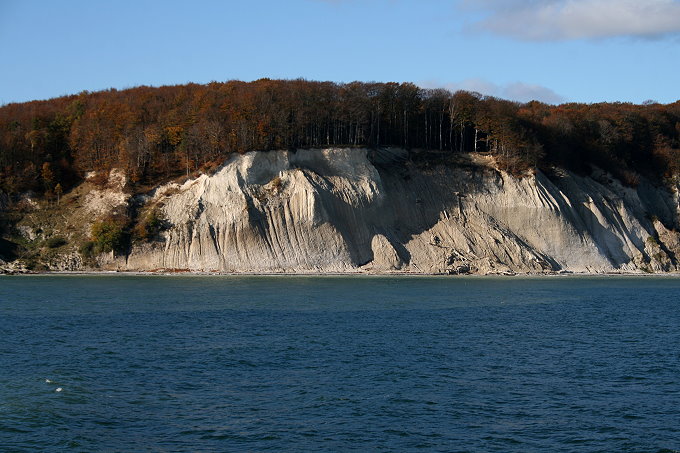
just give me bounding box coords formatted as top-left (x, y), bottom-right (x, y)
top-left (1, 79), bottom-right (679, 200)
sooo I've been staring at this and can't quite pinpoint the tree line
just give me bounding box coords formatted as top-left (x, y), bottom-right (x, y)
top-left (1, 79), bottom-right (680, 197)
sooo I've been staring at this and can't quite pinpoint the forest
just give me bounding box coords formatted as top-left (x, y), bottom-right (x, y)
top-left (1, 78), bottom-right (680, 198)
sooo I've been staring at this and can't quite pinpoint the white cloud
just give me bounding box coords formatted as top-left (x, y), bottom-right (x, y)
top-left (419, 78), bottom-right (566, 104)
top-left (460, 0), bottom-right (680, 41)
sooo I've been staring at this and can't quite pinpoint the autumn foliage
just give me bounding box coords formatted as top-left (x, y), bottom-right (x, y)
top-left (1, 79), bottom-right (680, 196)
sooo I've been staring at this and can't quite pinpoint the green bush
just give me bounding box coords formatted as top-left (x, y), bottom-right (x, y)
top-left (79, 241), bottom-right (95, 258)
top-left (91, 219), bottom-right (127, 253)
top-left (134, 209), bottom-right (165, 241)
top-left (45, 236), bottom-right (67, 248)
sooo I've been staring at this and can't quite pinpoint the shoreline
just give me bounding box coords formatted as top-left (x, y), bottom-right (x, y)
top-left (3, 269), bottom-right (680, 278)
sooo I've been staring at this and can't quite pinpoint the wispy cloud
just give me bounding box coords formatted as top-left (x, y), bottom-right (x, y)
top-left (459, 0), bottom-right (680, 41)
top-left (419, 78), bottom-right (566, 104)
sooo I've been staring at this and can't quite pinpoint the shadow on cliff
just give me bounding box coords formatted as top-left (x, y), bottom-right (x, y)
top-left (576, 204), bottom-right (637, 267)
top-left (301, 149), bottom-right (505, 267)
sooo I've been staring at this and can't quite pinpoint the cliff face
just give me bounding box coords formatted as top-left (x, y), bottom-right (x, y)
top-left (95, 147), bottom-right (679, 274)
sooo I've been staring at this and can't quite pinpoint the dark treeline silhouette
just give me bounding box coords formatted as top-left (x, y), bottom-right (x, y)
top-left (1, 79), bottom-right (680, 197)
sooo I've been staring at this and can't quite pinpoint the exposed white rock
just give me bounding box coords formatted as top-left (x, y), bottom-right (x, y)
top-left (101, 148), bottom-right (680, 274)
top-left (365, 234), bottom-right (405, 272)
top-left (83, 168), bottom-right (129, 218)
top-left (45, 252), bottom-right (83, 272)
top-left (17, 225), bottom-right (38, 241)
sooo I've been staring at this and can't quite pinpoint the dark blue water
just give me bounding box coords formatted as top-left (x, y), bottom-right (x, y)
top-left (1, 275), bottom-right (679, 452)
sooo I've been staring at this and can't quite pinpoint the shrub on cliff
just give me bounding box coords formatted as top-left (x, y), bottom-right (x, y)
top-left (79, 241), bottom-right (95, 258)
top-left (45, 236), bottom-right (67, 248)
top-left (91, 217), bottom-right (128, 253)
top-left (133, 209), bottom-right (165, 241)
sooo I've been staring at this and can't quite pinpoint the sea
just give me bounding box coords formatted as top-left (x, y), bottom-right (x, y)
top-left (1, 275), bottom-right (679, 452)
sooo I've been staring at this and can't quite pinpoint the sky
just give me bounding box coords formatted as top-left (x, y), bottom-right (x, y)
top-left (1, 0), bottom-right (679, 105)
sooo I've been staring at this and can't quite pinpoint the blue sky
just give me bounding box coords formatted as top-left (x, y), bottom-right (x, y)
top-left (1, 0), bottom-right (679, 105)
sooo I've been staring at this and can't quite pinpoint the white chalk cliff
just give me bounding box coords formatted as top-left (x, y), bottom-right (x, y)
top-left (107, 148), bottom-right (680, 274)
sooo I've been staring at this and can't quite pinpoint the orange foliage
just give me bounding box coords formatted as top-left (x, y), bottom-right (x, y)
top-left (1, 80), bottom-right (679, 196)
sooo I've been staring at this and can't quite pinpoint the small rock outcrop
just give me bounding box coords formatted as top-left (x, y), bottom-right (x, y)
top-left (365, 234), bottom-right (406, 272)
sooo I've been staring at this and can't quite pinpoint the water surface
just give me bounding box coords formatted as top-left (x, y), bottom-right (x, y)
top-left (1, 275), bottom-right (679, 452)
